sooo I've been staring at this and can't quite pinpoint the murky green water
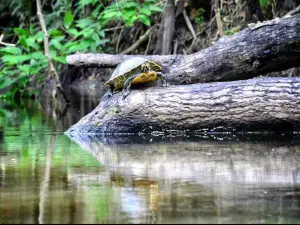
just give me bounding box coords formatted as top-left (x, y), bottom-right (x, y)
top-left (1, 98), bottom-right (300, 224)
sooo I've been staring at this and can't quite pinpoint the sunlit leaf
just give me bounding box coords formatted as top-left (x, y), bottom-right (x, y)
top-left (53, 56), bottom-right (66, 64)
top-left (92, 4), bottom-right (102, 18)
top-left (64, 10), bottom-right (74, 29)
top-left (137, 14), bottom-right (151, 26)
top-left (76, 18), bottom-right (94, 28)
top-left (49, 29), bottom-right (62, 37)
top-left (18, 37), bottom-right (29, 50)
top-left (13, 28), bottom-right (28, 37)
top-left (0, 46), bottom-right (22, 55)
top-left (2, 55), bottom-right (31, 65)
top-left (67, 28), bottom-right (80, 37)
top-left (140, 8), bottom-right (152, 16)
top-left (27, 37), bottom-right (39, 50)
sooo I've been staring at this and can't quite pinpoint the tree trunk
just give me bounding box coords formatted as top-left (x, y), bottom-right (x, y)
top-left (65, 77), bottom-right (300, 135)
top-left (67, 14), bottom-right (300, 85)
top-left (154, 0), bottom-right (175, 54)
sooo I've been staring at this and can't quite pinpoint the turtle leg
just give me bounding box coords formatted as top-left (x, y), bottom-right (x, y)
top-left (104, 85), bottom-right (114, 98)
top-left (122, 73), bottom-right (140, 99)
top-left (156, 72), bottom-right (169, 87)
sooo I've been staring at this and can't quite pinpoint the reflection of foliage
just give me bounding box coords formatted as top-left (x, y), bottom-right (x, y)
top-left (84, 187), bottom-right (112, 222)
top-left (0, 99), bottom-right (101, 169)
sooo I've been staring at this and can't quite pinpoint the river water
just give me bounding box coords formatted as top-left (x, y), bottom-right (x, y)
top-left (1, 97), bottom-right (300, 224)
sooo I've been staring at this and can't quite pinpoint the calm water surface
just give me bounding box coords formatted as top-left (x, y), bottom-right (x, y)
top-left (1, 98), bottom-right (300, 224)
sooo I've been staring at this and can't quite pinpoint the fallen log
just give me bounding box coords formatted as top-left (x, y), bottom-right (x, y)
top-left (65, 77), bottom-right (300, 135)
top-left (67, 14), bottom-right (300, 85)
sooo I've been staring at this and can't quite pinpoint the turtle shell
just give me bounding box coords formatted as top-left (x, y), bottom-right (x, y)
top-left (104, 57), bottom-right (161, 88)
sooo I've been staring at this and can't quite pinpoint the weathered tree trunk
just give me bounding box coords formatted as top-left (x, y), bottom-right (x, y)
top-left (154, 0), bottom-right (175, 54)
top-left (67, 14), bottom-right (300, 85)
top-left (65, 77), bottom-right (300, 135)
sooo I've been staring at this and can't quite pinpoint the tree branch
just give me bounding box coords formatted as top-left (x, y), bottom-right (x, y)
top-left (36, 0), bottom-right (69, 103)
top-left (67, 14), bottom-right (300, 85)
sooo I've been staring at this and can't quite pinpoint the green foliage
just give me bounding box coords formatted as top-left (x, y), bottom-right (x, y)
top-left (259, 0), bottom-right (271, 9)
top-left (0, 0), bottom-right (163, 97)
top-left (102, 0), bottom-right (162, 27)
top-left (194, 8), bottom-right (206, 25)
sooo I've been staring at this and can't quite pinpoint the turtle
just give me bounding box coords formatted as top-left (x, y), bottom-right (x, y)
top-left (104, 57), bottom-right (168, 99)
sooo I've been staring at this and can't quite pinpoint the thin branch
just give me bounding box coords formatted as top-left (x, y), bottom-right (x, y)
top-left (121, 26), bottom-right (156, 54)
top-left (0, 34), bottom-right (16, 47)
top-left (36, 0), bottom-right (69, 103)
top-left (183, 9), bottom-right (197, 39)
top-left (215, 3), bottom-right (224, 37)
top-left (284, 5), bottom-right (300, 17)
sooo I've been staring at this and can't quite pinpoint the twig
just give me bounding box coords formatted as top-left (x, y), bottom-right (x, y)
top-left (0, 34), bottom-right (16, 47)
top-left (284, 5), bottom-right (300, 17)
top-left (173, 38), bottom-right (178, 55)
top-left (183, 9), bottom-right (197, 40)
top-left (116, 27), bottom-right (124, 53)
top-left (144, 32), bottom-right (153, 55)
top-left (121, 26), bottom-right (156, 54)
top-left (103, 26), bottom-right (125, 32)
top-left (215, 3), bottom-right (224, 37)
top-left (36, 0), bottom-right (69, 103)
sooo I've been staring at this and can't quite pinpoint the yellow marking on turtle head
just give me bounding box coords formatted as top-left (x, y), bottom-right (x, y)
top-left (132, 72), bottom-right (157, 85)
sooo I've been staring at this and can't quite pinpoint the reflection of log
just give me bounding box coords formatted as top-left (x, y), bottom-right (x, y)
top-left (67, 134), bottom-right (300, 187)
top-left (67, 15), bottom-right (300, 85)
top-left (67, 134), bottom-right (300, 223)
top-left (65, 77), bottom-right (300, 134)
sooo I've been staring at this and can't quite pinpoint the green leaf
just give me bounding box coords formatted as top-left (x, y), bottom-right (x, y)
top-left (80, 28), bottom-right (94, 38)
top-left (125, 16), bottom-right (137, 26)
top-left (0, 46), bottom-right (22, 55)
top-left (67, 28), bottom-right (80, 37)
top-left (102, 11), bottom-right (123, 20)
top-left (137, 14), bottom-right (150, 26)
top-left (49, 29), bottom-right (62, 37)
top-left (53, 56), bottom-right (66, 64)
top-left (149, 5), bottom-right (162, 12)
top-left (29, 24), bottom-right (34, 34)
top-left (13, 28), bottom-right (28, 37)
top-left (30, 51), bottom-right (45, 60)
top-left (140, 8), bottom-right (152, 16)
top-left (97, 30), bottom-right (105, 37)
top-left (75, 18), bottom-right (94, 28)
top-left (91, 33), bottom-right (101, 44)
top-left (92, 4), bottom-right (102, 18)
top-left (18, 37), bottom-right (29, 49)
top-left (35, 31), bottom-right (44, 43)
top-left (0, 77), bottom-right (17, 89)
top-left (64, 10), bottom-right (74, 29)
top-left (50, 38), bottom-right (63, 50)
top-left (27, 37), bottom-right (39, 50)
top-left (2, 55), bottom-right (31, 65)
top-left (123, 1), bottom-right (138, 8)
top-left (123, 9), bottom-right (137, 18)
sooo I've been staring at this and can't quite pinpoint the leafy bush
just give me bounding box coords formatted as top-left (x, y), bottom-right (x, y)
top-left (0, 0), bottom-right (163, 98)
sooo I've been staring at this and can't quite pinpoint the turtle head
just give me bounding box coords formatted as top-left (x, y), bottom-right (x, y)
top-left (148, 61), bottom-right (162, 72)
top-left (141, 61), bottom-right (151, 72)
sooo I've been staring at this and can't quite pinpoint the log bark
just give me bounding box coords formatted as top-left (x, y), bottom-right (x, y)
top-left (67, 14), bottom-right (300, 85)
top-left (65, 77), bottom-right (300, 135)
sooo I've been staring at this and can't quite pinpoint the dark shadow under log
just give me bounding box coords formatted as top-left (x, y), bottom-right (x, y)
top-left (67, 14), bottom-right (300, 85)
top-left (65, 77), bottom-right (300, 135)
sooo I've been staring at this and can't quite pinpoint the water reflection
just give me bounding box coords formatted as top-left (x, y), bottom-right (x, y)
top-left (1, 98), bottom-right (300, 223)
top-left (66, 134), bottom-right (300, 223)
